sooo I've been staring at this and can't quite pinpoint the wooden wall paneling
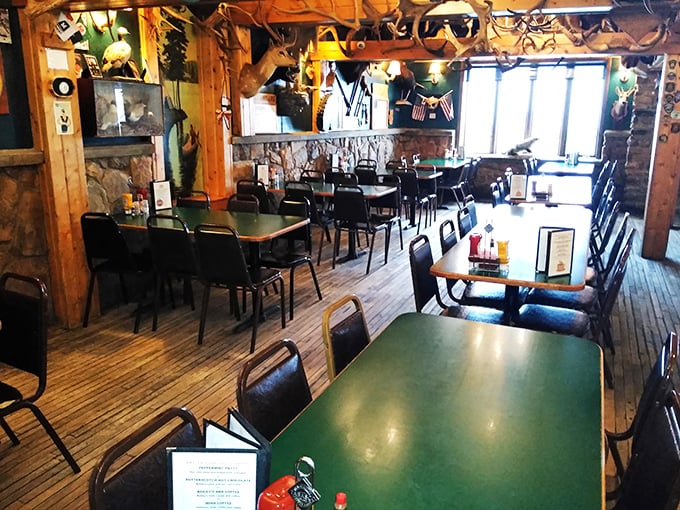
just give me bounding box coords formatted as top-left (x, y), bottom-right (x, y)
top-left (642, 54), bottom-right (680, 260)
top-left (20, 10), bottom-right (89, 327)
top-left (231, 26), bottom-right (250, 138)
top-left (196, 29), bottom-right (228, 201)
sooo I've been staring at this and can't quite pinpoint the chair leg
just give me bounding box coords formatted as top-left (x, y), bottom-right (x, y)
top-left (152, 272), bottom-right (163, 331)
top-left (308, 259), bottom-right (323, 301)
top-left (366, 231), bottom-right (376, 275)
top-left (250, 289), bottom-right (261, 354)
top-left (0, 416), bottom-right (18, 444)
top-left (288, 267), bottom-right (296, 321)
top-left (332, 228), bottom-right (340, 269)
top-left (397, 217), bottom-right (403, 249)
top-left (83, 272), bottom-right (97, 327)
top-left (26, 402), bottom-right (81, 473)
top-left (316, 228), bottom-right (325, 266)
top-left (197, 285), bottom-right (211, 345)
top-left (384, 226), bottom-right (391, 265)
top-left (279, 277), bottom-right (286, 329)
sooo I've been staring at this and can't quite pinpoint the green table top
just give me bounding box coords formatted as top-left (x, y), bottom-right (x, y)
top-left (537, 161), bottom-right (596, 177)
top-left (114, 207), bottom-right (309, 242)
top-left (431, 204), bottom-right (592, 291)
top-left (271, 313), bottom-right (603, 509)
top-left (418, 157), bottom-right (469, 170)
top-left (508, 175), bottom-right (592, 207)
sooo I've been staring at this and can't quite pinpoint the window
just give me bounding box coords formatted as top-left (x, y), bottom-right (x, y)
top-left (460, 61), bottom-right (607, 158)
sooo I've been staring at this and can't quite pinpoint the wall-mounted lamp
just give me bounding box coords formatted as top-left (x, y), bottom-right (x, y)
top-left (428, 61), bottom-right (442, 84)
top-left (386, 60), bottom-right (401, 81)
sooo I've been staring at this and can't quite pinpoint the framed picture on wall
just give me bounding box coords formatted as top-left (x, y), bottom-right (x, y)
top-left (82, 54), bottom-right (102, 79)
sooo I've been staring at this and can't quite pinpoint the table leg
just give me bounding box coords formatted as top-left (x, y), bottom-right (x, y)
top-left (503, 285), bottom-right (521, 324)
top-left (335, 229), bottom-right (366, 263)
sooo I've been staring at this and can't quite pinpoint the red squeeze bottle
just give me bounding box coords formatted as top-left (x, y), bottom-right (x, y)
top-left (334, 492), bottom-right (347, 510)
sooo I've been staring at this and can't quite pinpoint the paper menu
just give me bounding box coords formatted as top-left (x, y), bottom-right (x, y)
top-left (536, 227), bottom-right (575, 277)
top-left (509, 174), bottom-right (527, 199)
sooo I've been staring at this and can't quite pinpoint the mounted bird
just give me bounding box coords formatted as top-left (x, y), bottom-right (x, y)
top-left (101, 27), bottom-right (138, 79)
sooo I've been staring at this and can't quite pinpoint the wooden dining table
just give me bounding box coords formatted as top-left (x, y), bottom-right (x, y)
top-left (270, 313), bottom-right (604, 509)
top-left (431, 204), bottom-right (592, 320)
top-left (537, 160), bottom-right (597, 177)
top-left (270, 182), bottom-right (397, 200)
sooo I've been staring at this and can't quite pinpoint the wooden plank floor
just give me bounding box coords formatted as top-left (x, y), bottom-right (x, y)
top-left (0, 203), bottom-right (677, 509)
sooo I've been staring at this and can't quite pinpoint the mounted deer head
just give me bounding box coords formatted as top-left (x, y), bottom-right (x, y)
top-left (611, 84), bottom-right (638, 122)
top-left (238, 30), bottom-right (297, 99)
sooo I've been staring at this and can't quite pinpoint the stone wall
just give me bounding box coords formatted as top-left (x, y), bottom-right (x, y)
top-left (0, 165), bottom-right (50, 293)
top-left (624, 69), bottom-right (660, 215)
top-left (231, 129), bottom-right (455, 186)
top-left (85, 155), bottom-right (154, 214)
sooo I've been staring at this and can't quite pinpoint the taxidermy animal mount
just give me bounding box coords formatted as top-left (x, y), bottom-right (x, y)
top-left (238, 31), bottom-right (297, 98)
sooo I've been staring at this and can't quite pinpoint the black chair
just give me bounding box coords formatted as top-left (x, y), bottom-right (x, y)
top-left (408, 235), bottom-right (504, 324)
top-left (370, 173), bottom-right (403, 250)
top-left (416, 166), bottom-right (438, 227)
top-left (146, 214), bottom-right (199, 332)
top-left (236, 179), bottom-right (272, 213)
top-left (354, 166), bottom-right (377, 185)
top-left (438, 219), bottom-right (506, 309)
top-left (321, 294), bottom-right (371, 381)
top-left (457, 204), bottom-right (475, 237)
top-left (236, 339), bottom-right (312, 441)
top-left (591, 160), bottom-right (616, 211)
top-left (331, 172), bottom-right (359, 187)
top-left (194, 224), bottom-right (285, 352)
top-left (588, 212), bottom-right (631, 293)
top-left (394, 169), bottom-right (428, 234)
top-left (607, 331), bottom-right (679, 495)
top-left (609, 390), bottom-right (680, 510)
top-left (356, 158), bottom-right (377, 169)
top-left (176, 189), bottom-right (211, 210)
top-left (260, 198), bottom-right (323, 320)
top-left (227, 193), bottom-right (260, 214)
top-left (332, 185), bottom-right (392, 275)
top-left (284, 181), bottom-right (334, 265)
top-left (490, 182), bottom-right (503, 207)
top-left (300, 170), bottom-right (325, 184)
top-left (385, 160), bottom-right (406, 171)
top-left (89, 407), bottom-right (202, 510)
top-left (0, 272), bottom-right (80, 473)
top-left (80, 212), bottom-right (152, 332)
top-left (436, 165), bottom-right (464, 207)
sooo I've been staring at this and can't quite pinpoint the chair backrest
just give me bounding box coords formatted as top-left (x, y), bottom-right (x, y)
top-left (146, 215), bottom-right (198, 277)
top-left (89, 407), bottom-right (203, 510)
top-left (276, 197), bottom-right (312, 249)
top-left (322, 294), bottom-right (371, 381)
top-left (457, 205), bottom-right (474, 237)
top-left (595, 201), bottom-right (621, 253)
top-left (490, 182), bottom-right (502, 207)
top-left (300, 170), bottom-right (324, 184)
top-left (594, 179), bottom-right (616, 227)
top-left (194, 224), bottom-right (252, 288)
top-left (356, 158), bottom-right (377, 169)
top-left (81, 212), bottom-right (137, 271)
top-left (385, 160), bottom-right (406, 171)
top-left (176, 190), bottom-right (211, 210)
top-left (354, 166), bottom-right (377, 185)
top-left (331, 172), bottom-right (358, 187)
top-left (228, 193), bottom-right (260, 214)
top-left (0, 273), bottom-right (47, 396)
top-left (236, 339), bottom-right (312, 441)
top-left (393, 169), bottom-right (419, 198)
top-left (629, 331), bottom-right (680, 455)
top-left (236, 179), bottom-right (271, 213)
top-left (600, 212), bottom-right (631, 282)
top-left (614, 391), bottom-right (680, 510)
top-left (333, 185), bottom-right (369, 225)
top-left (372, 173), bottom-right (401, 210)
top-left (408, 235), bottom-right (446, 313)
top-left (284, 181), bottom-right (323, 227)
top-left (438, 219), bottom-right (459, 297)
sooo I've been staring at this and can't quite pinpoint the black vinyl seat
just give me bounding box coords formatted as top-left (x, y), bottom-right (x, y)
top-left (146, 214), bottom-right (199, 332)
top-left (194, 223), bottom-right (285, 352)
top-left (89, 407), bottom-right (202, 510)
top-left (0, 272), bottom-right (80, 473)
top-left (236, 338), bottom-right (312, 441)
top-left (80, 212), bottom-right (152, 332)
top-left (260, 197), bottom-right (323, 320)
top-left (227, 193), bottom-right (260, 214)
top-left (408, 235), bottom-right (504, 324)
top-left (332, 185), bottom-right (393, 275)
top-left (321, 294), bottom-right (371, 381)
top-left (331, 172), bottom-right (359, 187)
top-left (354, 166), bottom-right (377, 185)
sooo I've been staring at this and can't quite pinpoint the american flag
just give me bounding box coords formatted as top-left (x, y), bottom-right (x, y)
top-left (439, 90), bottom-right (454, 121)
top-left (411, 95), bottom-right (427, 122)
